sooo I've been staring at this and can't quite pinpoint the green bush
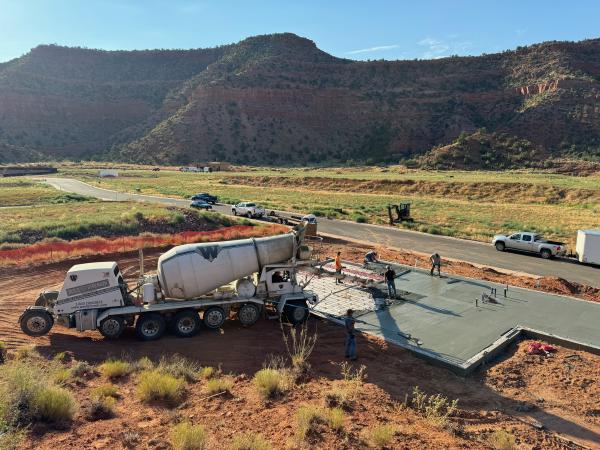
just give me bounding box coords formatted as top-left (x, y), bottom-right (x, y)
top-left (100, 359), bottom-right (132, 379)
top-left (170, 422), bottom-right (207, 450)
top-left (354, 214), bottom-right (367, 223)
top-left (137, 370), bottom-right (185, 406)
top-left (32, 385), bottom-right (77, 422)
top-left (205, 376), bottom-right (234, 395)
top-left (253, 368), bottom-right (288, 399)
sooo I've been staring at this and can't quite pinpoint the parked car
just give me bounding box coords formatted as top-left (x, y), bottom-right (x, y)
top-left (190, 192), bottom-right (217, 204)
top-left (232, 202), bottom-right (265, 218)
top-left (190, 200), bottom-right (213, 210)
top-left (492, 231), bottom-right (566, 259)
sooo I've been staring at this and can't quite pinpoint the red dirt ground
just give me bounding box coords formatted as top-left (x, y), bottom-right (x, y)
top-left (1, 245), bottom-right (598, 449)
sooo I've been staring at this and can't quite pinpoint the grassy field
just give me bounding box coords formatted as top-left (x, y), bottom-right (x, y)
top-left (53, 166), bottom-right (600, 247)
top-left (0, 178), bottom-right (92, 206)
top-left (0, 178), bottom-right (241, 243)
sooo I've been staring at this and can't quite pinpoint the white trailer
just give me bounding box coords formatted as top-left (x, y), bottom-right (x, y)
top-left (575, 230), bottom-right (600, 265)
top-left (19, 228), bottom-right (317, 341)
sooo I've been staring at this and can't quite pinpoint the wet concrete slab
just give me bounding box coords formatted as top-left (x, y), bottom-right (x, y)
top-left (304, 261), bottom-right (600, 375)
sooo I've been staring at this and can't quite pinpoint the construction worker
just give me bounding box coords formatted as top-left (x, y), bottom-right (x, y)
top-left (335, 251), bottom-right (343, 284)
top-left (384, 265), bottom-right (397, 298)
top-left (430, 252), bottom-right (441, 276)
top-left (344, 309), bottom-right (357, 360)
top-left (364, 250), bottom-right (379, 264)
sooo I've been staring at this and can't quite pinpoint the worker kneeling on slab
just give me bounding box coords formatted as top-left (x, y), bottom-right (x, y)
top-left (19, 227), bottom-right (318, 341)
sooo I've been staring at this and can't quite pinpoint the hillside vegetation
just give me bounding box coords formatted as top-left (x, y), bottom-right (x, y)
top-left (1, 33), bottom-right (600, 167)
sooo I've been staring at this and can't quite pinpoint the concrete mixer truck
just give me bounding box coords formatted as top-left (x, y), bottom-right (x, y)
top-left (18, 228), bottom-right (317, 341)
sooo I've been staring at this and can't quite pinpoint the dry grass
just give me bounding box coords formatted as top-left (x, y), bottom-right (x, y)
top-left (253, 368), bottom-right (291, 400)
top-left (99, 359), bottom-right (133, 380)
top-left (409, 386), bottom-right (459, 428)
top-left (230, 432), bottom-right (272, 450)
top-left (87, 395), bottom-right (117, 420)
top-left (295, 405), bottom-right (325, 441)
top-left (158, 355), bottom-right (201, 382)
top-left (91, 383), bottom-right (119, 400)
top-left (200, 366), bottom-right (217, 380)
top-left (366, 424), bottom-right (396, 448)
top-left (282, 322), bottom-right (317, 381)
top-left (204, 376), bottom-right (234, 395)
top-left (488, 429), bottom-right (516, 450)
top-left (326, 407), bottom-right (345, 431)
top-left (170, 422), bottom-right (207, 450)
top-left (137, 370), bottom-right (185, 406)
top-left (32, 385), bottom-right (77, 422)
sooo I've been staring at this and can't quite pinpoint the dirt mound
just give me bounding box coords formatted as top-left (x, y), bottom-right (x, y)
top-left (224, 174), bottom-right (600, 205)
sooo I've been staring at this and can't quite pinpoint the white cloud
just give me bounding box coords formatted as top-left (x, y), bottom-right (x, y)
top-left (347, 44), bottom-right (399, 55)
top-left (418, 36), bottom-right (472, 59)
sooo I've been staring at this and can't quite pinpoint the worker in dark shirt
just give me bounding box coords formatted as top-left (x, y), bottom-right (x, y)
top-left (344, 309), bottom-right (357, 360)
top-left (384, 265), bottom-right (397, 298)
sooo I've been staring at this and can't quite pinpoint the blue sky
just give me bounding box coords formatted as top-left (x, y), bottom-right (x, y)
top-left (1, 0), bottom-right (599, 63)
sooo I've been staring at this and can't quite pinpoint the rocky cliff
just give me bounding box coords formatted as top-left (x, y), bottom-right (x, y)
top-left (1, 33), bottom-right (599, 167)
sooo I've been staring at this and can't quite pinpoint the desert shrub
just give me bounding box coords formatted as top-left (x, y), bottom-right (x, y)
top-left (253, 368), bottom-right (289, 400)
top-left (295, 405), bottom-right (325, 441)
top-left (488, 430), bottom-right (516, 450)
top-left (281, 323), bottom-right (317, 381)
top-left (410, 386), bottom-right (458, 428)
top-left (326, 362), bottom-right (367, 409)
top-left (170, 422), bottom-right (207, 450)
top-left (100, 359), bottom-right (132, 379)
top-left (135, 356), bottom-right (154, 371)
top-left (87, 395), bottom-right (116, 421)
top-left (71, 361), bottom-right (95, 378)
top-left (137, 370), bottom-right (185, 406)
top-left (354, 215), bottom-right (367, 223)
top-left (205, 376), bottom-right (234, 395)
top-left (231, 432), bottom-right (272, 450)
top-left (326, 407), bottom-right (345, 431)
top-left (91, 383), bottom-right (119, 400)
top-left (0, 427), bottom-right (25, 450)
top-left (14, 345), bottom-right (40, 360)
top-left (32, 385), bottom-right (77, 422)
top-left (122, 430), bottom-right (140, 449)
top-left (50, 366), bottom-right (73, 385)
top-left (200, 366), bottom-right (217, 380)
top-left (158, 355), bottom-right (200, 382)
top-left (52, 351), bottom-right (68, 362)
top-left (367, 424), bottom-right (396, 448)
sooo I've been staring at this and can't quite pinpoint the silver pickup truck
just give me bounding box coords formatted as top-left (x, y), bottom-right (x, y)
top-left (492, 231), bottom-right (566, 259)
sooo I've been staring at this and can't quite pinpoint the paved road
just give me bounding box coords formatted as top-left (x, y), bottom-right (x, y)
top-left (43, 177), bottom-right (600, 287)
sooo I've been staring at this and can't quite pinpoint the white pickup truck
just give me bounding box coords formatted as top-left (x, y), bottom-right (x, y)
top-left (492, 231), bottom-right (566, 259)
top-left (232, 202), bottom-right (266, 218)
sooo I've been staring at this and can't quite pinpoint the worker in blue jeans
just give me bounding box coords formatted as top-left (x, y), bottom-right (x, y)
top-left (384, 265), bottom-right (397, 298)
top-left (344, 309), bottom-right (357, 360)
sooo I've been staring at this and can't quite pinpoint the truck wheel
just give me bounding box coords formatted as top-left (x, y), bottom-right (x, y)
top-left (20, 309), bottom-right (53, 337)
top-left (246, 212), bottom-right (252, 218)
top-left (232, 209), bottom-right (237, 215)
top-left (99, 316), bottom-right (125, 339)
top-left (136, 313), bottom-right (166, 341)
top-left (284, 300), bottom-right (309, 326)
top-left (238, 303), bottom-right (261, 327)
top-left (203, 306), bottom-right (226, 329)
top-left (495, 241), bottom-right (505, 252)
top-left (540, 249), bottom-right (552, 259)
top-left (171, 310), bottom-right (201, 338)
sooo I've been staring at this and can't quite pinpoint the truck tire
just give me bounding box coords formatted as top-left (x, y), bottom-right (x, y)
top-left (171, 310), bottom-right (201, 338)
top-left (99, 316), bottom-right (125, 339)
top-left (203, 306), bottom-right (226, 329)
top-left (238, 303), bottom-right (261, 327)
top-left (284, 300), bottom-right (309, 326)
top-left (246, 212), bottom-right (252, 218)
top-left (20, 309), bottom-right (53, 337)
top-left (136, 313), bottom-right (166, 341)
top-left (495, 241), bottom-right (506, 252)
top-left (540, 249), bottom-right (552, 259)
top-left (232, 209), bottom-right (237, 215)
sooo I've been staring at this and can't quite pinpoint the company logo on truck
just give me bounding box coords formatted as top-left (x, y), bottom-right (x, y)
top-left (196, 245), bottom-right (221, 262)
